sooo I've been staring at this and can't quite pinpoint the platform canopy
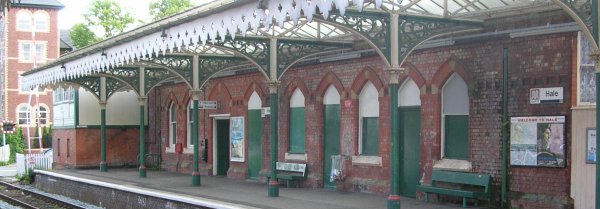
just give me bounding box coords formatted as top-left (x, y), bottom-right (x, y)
top-left (19, 0), bottom-right (588, 98)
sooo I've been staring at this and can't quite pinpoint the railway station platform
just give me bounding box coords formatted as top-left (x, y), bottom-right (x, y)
top-left (33, 169), bottom-right (478, 209)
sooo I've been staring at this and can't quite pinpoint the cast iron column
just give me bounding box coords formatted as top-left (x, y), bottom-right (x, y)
top-left (387, 68), bottom-right (402, 208)
top-left (192, 92), bottom-right (201, 186)
top-left (268, 81), bottom-right (279, 197)
top-left (191, 55), bottom-right (201, 186)
top-left (387, 12), bottom-right (401, 209)
top-left (99, 77), bottom-right (107, 172)
top-left (138, 97), bottom-right (147, 177)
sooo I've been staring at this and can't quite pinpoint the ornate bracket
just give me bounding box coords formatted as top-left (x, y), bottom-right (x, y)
top-left (277, 39), bottom-right (353, 77)
top-left (214, 37), bottom-right (270, 76)
top-left (145, 55), bottom-right (193, 85)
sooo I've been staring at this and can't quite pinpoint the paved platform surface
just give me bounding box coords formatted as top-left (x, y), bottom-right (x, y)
top-left (0, 164), bottom-right (17, 177)
top-left (48, 168), bottom-right (482, 209)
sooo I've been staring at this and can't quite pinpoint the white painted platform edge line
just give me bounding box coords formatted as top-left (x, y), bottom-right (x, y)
top-left (35, 170), bottom-right (260, 209)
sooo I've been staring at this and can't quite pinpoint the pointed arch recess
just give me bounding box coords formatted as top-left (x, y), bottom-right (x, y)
top-left (350, 67), bottom-right (385, 97)
top-left (399, 63), bottom-right (426, 91)
top-left (243, 80), bottom-right (267, 107)
top-left (284, 77), bottom-right (310, 104)
top-left (315, 72), bottom-right (344, 101)
top-left (431, 57), bottom-right (472, 92)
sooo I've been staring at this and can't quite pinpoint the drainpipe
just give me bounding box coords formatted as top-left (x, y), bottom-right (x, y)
top-left (501, 48), bottom-right (509, 208)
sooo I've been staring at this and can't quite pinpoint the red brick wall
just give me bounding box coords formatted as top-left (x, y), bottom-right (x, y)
top-left (146, 32), bottom-right (574, 207)
top-left (52, 127), bottom-right (139, 169)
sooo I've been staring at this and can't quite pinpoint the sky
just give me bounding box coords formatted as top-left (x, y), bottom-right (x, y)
top-left (58, 0), bottom-right (211, 30)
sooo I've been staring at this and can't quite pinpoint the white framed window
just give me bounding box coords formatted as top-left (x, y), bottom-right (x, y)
top-left (187, 101), bottom-right (193, 148)
top-left (359, 81), bottom-right (379, 156)
top-left (578, 32), bottom-right (596, 105)
top-left (53, 86), bottom-right (75, 127)
top-left (441, 73), bottom-right (469, 160)
top-left (16, 10), bottom-right (32, 31)
top-left (35, 105), bottom-right (48, 125)
top-left (33, 11), bottom-right (49, 32)
top-left (169, 103), bottom-right (177, 148)
top-left (17, 104), bottom-right (31, 125)
top-left (18, 41), bottom-right (46, 63)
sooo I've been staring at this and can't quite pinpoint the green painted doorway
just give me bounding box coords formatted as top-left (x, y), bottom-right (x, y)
top-left (216, 119), bottom-right (230, 176)
top-left (323, 104), bottom-right (340, 189)
top-left (247, 109), bottom-right (262, 179)
top-left (399, 107), bottom-right (421, 197)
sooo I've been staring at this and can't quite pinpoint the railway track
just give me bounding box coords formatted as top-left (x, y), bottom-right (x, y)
top-left (0, 180), bottom-right (87, 209)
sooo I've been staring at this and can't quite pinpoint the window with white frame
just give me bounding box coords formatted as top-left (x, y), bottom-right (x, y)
top-left (578, 32), bottom-right (596, 105)
top-left (289, 88), bottom-right (306, 153)
top-left (35, 106), bottom-right (48, 125)
top-left (53, 86), bottom-right (75, 126)
top-left (359, 81), bottom-right (379, 156)
top-left (187, 101), bottom-right (193, 148)
top-left (16, 10), bottom-right (32, 31)
top-left (442, 73), bottom-right (469, 160)
top-left (17, 104), bottom-right (30, 125)
top-left (33, 11), bottom-right (49, 32)
top-left (169, 103), bottom-right (177, 147)
top-left (18, 41), bottom-right (46, 63)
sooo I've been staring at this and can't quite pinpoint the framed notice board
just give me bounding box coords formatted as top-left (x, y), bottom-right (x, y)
top-left (510, 116), bottom-right (566, 167)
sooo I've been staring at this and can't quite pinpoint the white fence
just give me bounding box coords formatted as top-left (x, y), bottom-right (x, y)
top-left (16, 153), bottom-right (53, 175)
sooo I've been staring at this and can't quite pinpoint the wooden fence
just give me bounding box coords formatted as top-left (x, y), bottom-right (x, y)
top-left (16, 153), bottom-right (52, 175)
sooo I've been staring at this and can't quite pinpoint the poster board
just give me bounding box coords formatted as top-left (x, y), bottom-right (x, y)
top-left (510, 116), bottom-right (566, 167)
top-left (587, 128), bottom-right (596, 164)
top-left (230, 117), bottom-right (245, 162)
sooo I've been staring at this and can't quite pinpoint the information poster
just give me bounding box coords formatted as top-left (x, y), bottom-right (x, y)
top-left (230, 117), bottom-right (245, 162)
top-left (587, 128), bottom-right (596, 164)
top-left (510, 116), bottom-right (566, 167)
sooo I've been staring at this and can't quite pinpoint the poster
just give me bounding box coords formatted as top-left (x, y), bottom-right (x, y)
top-left (510, 116), bottom-right (566, 167)
top-left (230, 117), bottom-right (245, 162)
top-left (587, 128), bottom-right (596, 164)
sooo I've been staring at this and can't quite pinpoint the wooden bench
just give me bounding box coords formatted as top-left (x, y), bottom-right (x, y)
top-left (415, 170), bottom-right (491, 208)
top-left (260, 162), bottom-right (307, 187)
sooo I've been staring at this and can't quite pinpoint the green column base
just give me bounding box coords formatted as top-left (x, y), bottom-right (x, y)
top-left (192, 172), bottom-right (201, 186)
top-left (387, 195), bottom-right (401, 209)
top-left (139, 166), bottom-right (147, 178)
top-left (268, 180), bottom-right (279, 197)
top-left (99, 161), bottom-right (107, 172)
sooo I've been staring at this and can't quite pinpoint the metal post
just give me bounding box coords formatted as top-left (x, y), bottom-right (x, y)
top-left (192, 98), bottom-right (201, 186)
top-left (99, 77), bottom-right (107, 172)
top-left (100, 106), bottom-right (107, 172)
top-left (139, 99), bottom-right (147, 177)
top-left (501, 48), bottom-right (509, 208)
top-left (592, 1), bottom-right (600, 209)
top-left (268, 82), bottom-right (279, 197)
top-left (387, 12), bottom-right (401, 209)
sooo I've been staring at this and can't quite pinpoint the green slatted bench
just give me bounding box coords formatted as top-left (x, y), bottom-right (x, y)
top-left (415, 170), bottom-right (491, 208)
top-left (260, 162), bottom-right (307, 188)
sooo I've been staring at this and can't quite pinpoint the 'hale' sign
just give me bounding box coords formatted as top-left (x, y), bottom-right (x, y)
top-left (530, 87), bottom-right (563, 104)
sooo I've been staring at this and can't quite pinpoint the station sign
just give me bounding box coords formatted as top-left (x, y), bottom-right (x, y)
top-left (530, 87), bottom-right (563, 104)
top-left (198, 101), bottom-right (217, 109)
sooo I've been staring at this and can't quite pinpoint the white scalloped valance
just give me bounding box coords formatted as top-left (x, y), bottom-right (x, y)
top-left (22, 0), bottom-right (381, 90)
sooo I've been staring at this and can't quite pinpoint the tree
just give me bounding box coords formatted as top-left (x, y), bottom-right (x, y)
top-left (83, 0), bottom-right (135, 38)
top-left (149, 0), bottom-right (193, 21)
top-left (69, 23), bottom-right (98, 48)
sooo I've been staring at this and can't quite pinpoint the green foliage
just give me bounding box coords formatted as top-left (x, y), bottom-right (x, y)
top-left (149, 0), bottom-right (193, 21)
top-left (42, 127), bottom-right (52, 149)
top-left (69, 23), bottom-right (98, 48)
top-left (4, 127), bottom-right (25, 163)
top-left (16, 168), bottom-right (35, 184)
top-left (83, 0), bottom-right (135, 38)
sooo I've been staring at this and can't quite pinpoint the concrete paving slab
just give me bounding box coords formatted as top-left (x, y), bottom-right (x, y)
top-left (46, 168), bottom-right (485, 209)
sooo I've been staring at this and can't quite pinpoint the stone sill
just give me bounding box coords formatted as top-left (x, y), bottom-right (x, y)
top-left (285, 153), bottom-right (307, 162)
top-left (351, 155), bottom-right (382, 166)
top-left (433, 159), bottom-right (472, 172)
top-left (165, 147), bottom-right (175, 153)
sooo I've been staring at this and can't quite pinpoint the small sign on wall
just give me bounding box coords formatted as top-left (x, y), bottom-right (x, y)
top-left (587, 128), bottom-right (596, 164)
top-left (261, 107), bottom-right (270, 117)
top-left (198, 101), bottom-right (217, 109)
top-left (530, 87), bottom-right (563, 104)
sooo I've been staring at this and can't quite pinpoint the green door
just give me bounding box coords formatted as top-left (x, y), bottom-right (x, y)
top-left (399, 107), bottom-right (421, 197)
top-left (323, 104), bottom-right (340, 189)
top-left (216, 119), bottom-right (230, 176)
top-left (247, 110), bottom-right (262, 179)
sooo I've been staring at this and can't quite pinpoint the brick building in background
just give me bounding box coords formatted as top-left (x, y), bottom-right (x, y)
top-left (0, 0), bottom-right (63, 149)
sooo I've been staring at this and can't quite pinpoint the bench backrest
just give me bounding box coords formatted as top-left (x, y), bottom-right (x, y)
top-left (431, 170), bottom-right (491, 192)
top-left (276, 162), bottom-right (307, 176)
